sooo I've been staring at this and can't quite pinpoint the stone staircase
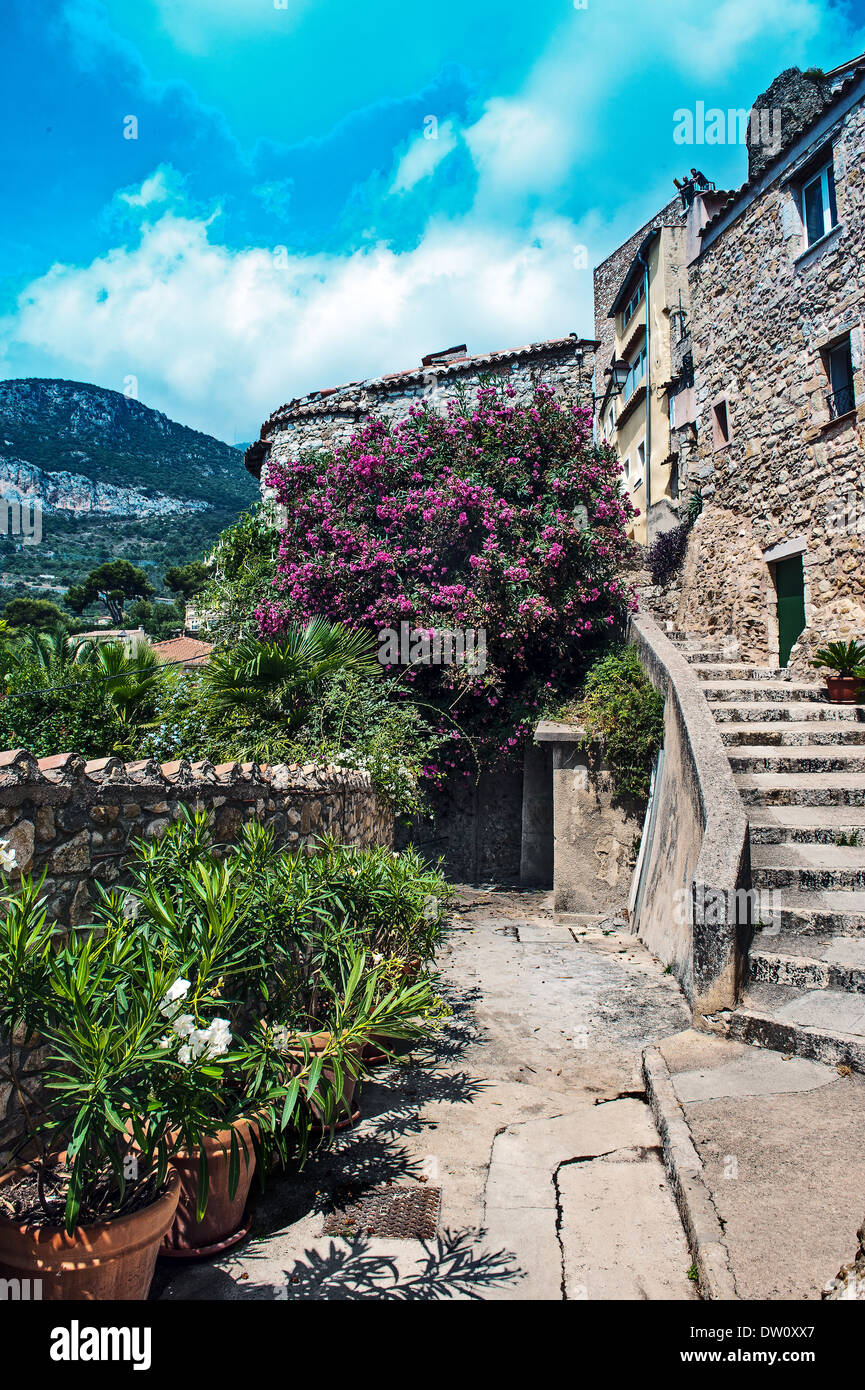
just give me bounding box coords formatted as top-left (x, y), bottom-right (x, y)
top-left (670, 631), bottom-right (865, 1069)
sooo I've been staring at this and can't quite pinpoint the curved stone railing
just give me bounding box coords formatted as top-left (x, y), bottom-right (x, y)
top-left (628, 613), bottom-right (751, 1016)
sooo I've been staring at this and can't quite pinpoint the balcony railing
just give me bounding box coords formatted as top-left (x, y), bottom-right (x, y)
top-left (827, 384), bottom-right (856, 419)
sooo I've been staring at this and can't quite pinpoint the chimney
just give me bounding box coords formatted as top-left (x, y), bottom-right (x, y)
top-left (746, 67), bottom-right (827, 181)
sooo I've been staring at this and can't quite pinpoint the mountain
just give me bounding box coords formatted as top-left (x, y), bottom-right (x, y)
top-left (0, 379), bottom-right (258, 604)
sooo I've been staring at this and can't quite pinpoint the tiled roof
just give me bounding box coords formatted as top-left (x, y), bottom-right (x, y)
top-left (700, 61), bottom-right (865, 240)
top-left (257, 335), bottom-right (598, 437)
top-left (152, 636), bottom-right (213, 666)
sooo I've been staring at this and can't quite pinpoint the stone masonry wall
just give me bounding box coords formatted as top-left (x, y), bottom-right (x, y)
top-left (247, 338), bottom-right (596, 490)
top-left (677, 85), bottom-right (865, 669)
top-left (0, 748), bottom-right (393, 1162)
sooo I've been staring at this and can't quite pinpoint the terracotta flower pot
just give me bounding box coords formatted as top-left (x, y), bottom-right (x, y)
top-left (289, 1033), bottom-right (361, 1131)
top-left (0, 1162), bottom-right (180, 1300)
top-left (825, 675), bottom-right (863, 704)
top-left (162, 1118), bottom-right (258, 1259)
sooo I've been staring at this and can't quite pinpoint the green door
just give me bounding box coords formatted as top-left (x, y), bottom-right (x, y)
top-left (776, 554), bottom-right (805, 667)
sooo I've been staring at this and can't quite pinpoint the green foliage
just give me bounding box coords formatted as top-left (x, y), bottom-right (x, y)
top-left (65, 560), bottom-right (154, 623)
top-left (164, 560), bottom-right (209, 599)
top-left (0, 814), bottom-right (450, 1230)
top-left (198, 506), bottom-right (278, 645)
top-left (204, 620), bottom-right (380, 732)
top-left (576, 645), bottom-right (665, 801)
top-left (2, 599), bottom-right (70, 632)
top-left (810, 640), bottom-right (865, 678)
top-left (0, 631), bottom-right (166, 759)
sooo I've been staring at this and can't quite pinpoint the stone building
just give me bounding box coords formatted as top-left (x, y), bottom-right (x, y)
top-left (244, 336), bottom-right (597, 491)
top-left (666, 55), bottom-right (865, 668)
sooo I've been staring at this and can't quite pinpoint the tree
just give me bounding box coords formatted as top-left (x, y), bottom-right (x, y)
top-left (164, 559), bottom-right (208, 599)
top-left (2, 598), bottom-right (69, 632)
top-left (261, 382), bottom-right (637, 769)
top-left (91, 641), bottom-right (164, 751)
top-left (65, 561), bottom-right (154, 625)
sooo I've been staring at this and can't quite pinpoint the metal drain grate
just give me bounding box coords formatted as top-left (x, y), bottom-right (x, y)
top-left (323, 1184), bottom-right (442, 1239)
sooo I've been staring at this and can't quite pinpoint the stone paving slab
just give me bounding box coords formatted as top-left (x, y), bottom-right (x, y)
top-left (656, 1028), bottom-right (865, 1300)
top-left (155, 885), bottom-right (692, 1302)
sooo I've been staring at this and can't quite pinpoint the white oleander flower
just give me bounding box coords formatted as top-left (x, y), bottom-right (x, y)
top-left (0, 841), bottom-right (17, 874)
top-left (177, 1044), bottom-right (192, 1065)
top-left (159, 978), bottom-right (191, 1018)
top-left (422, 895), bottom-right (439, 922)
top-left (172, 1013), bottom-right (195, 1039)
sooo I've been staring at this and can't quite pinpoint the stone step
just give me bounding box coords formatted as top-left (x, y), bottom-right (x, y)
top-left (751, 843), bottom-right (865, 893)
top-left (703, 680), bottom-right (824, 703)
top-left (727, 982), bottom-right (865, 1071)
top-left (719, 722), bottom-right (865, 747)
top-left (711, 702), bottom-right (863, 723)
top-left (691, 663), bottom-right (795, 681)
top-left (727, 745), bottom-right (865, 774)
top-left (745, 888), bottom-right (865, 935)
top-left (747, 935), bottom-right (865, 992)
top-left (736, 773), bottom-right (865, 807)
top-left (749, 807), bottom-right (865, 846)
top-left (681, 650), bottom-right (741, 664)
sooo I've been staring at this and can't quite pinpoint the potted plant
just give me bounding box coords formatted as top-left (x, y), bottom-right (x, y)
top-left (810, 640), bottom-right (865, 704)
top-left (0, 869), bottom-right (181, 1300)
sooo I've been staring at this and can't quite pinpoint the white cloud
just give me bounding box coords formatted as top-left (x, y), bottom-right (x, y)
top-left (118, 166), bottom-right (180, 208)
top-left (465, 99), bottom-right (572, 196)
top-left (150, 0), bottom-right (314, 54)
top-left (1, 208), bottom-right (593, 440)
top-left (389, 120), bottom-right (459, 194)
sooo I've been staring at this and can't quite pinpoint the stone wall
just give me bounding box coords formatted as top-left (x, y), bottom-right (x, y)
top-left (0, 748), bottom-right (393, 1162)
top-left (628, 613), bottom-right (751, 1016)
top-left (245, 337), bottom-right (596, 490)
top-left (0, 748), bottom-right (393, 929)
top-left (677, 73), bottom-right (865, 669)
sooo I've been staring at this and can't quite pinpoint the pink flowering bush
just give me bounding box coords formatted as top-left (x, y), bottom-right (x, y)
top-left (260, 384), bottom-right (637, 770)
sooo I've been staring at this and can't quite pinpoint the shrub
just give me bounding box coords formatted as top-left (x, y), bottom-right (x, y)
top-left (260, 382), bottom-right (638, 769)
top-left (646, 522), bottom-right (690, 588)
top-left (576, 646), bottom-right (664, 801)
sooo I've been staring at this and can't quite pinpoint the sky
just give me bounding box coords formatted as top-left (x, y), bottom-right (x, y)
top-left (1, 0), bottom-right (864, 442)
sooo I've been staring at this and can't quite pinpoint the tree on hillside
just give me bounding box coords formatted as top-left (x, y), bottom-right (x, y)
top-left (65, 560), bottom-right (154, 625)
top-left (2, 598), bottom-right (69, 632)
top-left (164, 559), bottom-right (208, 599)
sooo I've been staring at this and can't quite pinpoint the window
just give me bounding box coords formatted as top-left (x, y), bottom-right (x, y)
top-left (825, 336), bottom-right (855, 419)
top-left (802, 161), bottom-right (838, 247)
top-left (712, 398), bottom-right (730, 449)
top-left (623, 455), bottom-right (631, 478)
top-left (625, 343), bottom-right (647, 399)
top-left (622, 279), bottom-right (644, 328)
top-left (637, 441), bottom-right (646, 474)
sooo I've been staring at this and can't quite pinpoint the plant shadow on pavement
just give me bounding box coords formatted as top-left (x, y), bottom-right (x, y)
top-left (261, 1228), bottom-right (524, 1300)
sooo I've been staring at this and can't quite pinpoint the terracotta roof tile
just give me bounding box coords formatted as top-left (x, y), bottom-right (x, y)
top-left (152, 636), bottom-right (213, 666)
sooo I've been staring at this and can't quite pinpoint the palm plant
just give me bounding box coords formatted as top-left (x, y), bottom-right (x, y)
top-left (811, 640), bottom-right (865, 678)
top-left (203, 618), bottom-right (380, 739)
top-left (91, 640), bottom-right (164, 748)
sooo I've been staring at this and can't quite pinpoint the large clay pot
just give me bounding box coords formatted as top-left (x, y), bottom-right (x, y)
top-left (290, 1033), bottom-right (361, 1131)
top-left (825, 675), bottom-right (863, 704)
top-left (162, 1119), bottom-right (258, 1259)
top-left (0, 1162), bottom-right (180, 1300)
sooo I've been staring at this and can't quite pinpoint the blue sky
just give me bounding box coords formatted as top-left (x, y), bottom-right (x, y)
top-left (1, 0), bottom-right (863, 441)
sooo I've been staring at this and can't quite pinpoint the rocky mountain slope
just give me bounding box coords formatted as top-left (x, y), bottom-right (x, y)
top-left (0, 379), bottom-right (257, 601)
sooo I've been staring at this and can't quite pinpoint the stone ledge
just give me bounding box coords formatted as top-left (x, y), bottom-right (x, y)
top-left (534, 720), bottom-right (587, 744)
top-left (642, 1045), bottom-right (739, 1301)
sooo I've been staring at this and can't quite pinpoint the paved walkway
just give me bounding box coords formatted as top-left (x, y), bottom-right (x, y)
top-left (155, 886), bottom-right (696, 1301)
